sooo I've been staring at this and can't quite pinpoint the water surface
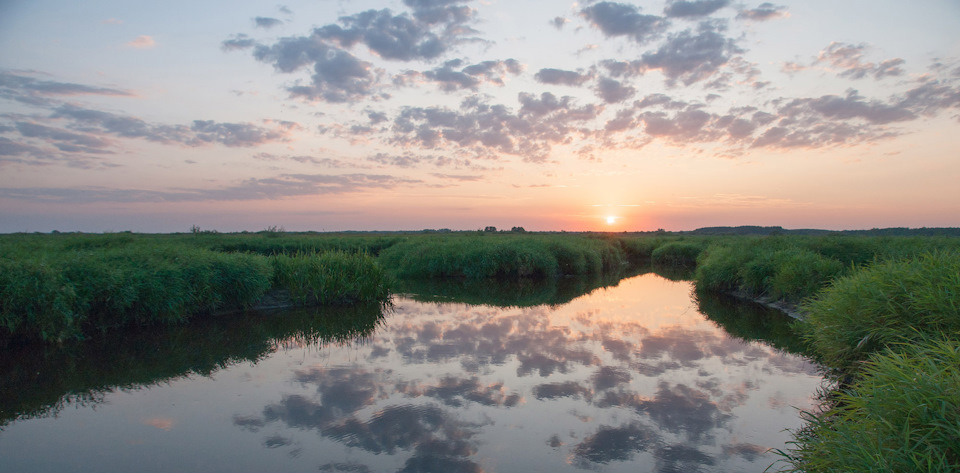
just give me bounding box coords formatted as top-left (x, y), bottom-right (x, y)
top-left (0, 273), bottom-right (821, 472)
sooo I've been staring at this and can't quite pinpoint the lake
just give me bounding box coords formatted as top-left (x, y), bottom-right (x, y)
top-left (0, 272), bottom-right (822, 472)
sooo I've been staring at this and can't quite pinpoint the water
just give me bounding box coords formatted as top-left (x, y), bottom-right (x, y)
top-left (0, 273), bottom-right (821, 472)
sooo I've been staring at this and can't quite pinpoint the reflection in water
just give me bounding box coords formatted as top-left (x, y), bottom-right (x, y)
top-left (0, 274), bottom-right (821, 472)
top-left (0, 302), bottom-right (386, 427)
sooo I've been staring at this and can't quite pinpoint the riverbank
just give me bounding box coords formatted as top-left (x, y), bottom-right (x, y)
top-left (686, 237), bottom-right (960, 472)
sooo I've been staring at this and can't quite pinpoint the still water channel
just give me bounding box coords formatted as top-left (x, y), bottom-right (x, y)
top-left (0, 272), bottom-right (822, 472)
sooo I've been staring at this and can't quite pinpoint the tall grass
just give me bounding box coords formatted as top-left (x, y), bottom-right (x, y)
top-left (797, 251), bottom-right (960, 370)
top-left (272, 252), bottom-right (389, 306)
top-left (777, 338), bottom-right (960, 472)
top-left (0, 234), bottom-right (391, 343)
top-left (377, 234), bottom-right (626, 279)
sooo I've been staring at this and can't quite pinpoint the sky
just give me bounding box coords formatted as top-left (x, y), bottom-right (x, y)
top-left (1, 0), bottom-right (959, 233)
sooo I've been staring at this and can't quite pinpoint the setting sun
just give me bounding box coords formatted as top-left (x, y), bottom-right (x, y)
top-left (606, 216), bottom-right (617, 225)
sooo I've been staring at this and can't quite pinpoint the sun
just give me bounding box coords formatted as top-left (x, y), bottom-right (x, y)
top-left (605, 215), bottom-right (617, 225)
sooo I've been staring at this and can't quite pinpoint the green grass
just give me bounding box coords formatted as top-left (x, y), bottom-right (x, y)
top-left (377, 234), bottom-right (627, 279)
top-left (272, 251), bottom-right (389, 306)
top-left (777, 338), bottom-right (960, 472)
top-left (0, 234), bottom-right (391, 343)
top-left (796, 251), bottom-right (960, 370)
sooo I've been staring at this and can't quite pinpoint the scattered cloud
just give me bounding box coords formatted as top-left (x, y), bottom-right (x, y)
top-left (736, 3), bottom-right (789, 21)
top-left (0, 173), bottom-right (422, 203)
top-left (254, 16), bottom-right (283, 29)
top-left (534, 68), bottom-right (593, 86)
top-left (664, 0), bottom-right (730, 19)
top-left (815, 42), bottom-right (904, 80)
top-left (580, 1), bottom-right (669, 44)
top-left (126, 35), bottom-right (156, 49)
top-left (419, 58), bottom-right (522, 92)
top-left (595, 77), bottom-right (636, 103)
top-left (252, 39), bottom-right (381, 102)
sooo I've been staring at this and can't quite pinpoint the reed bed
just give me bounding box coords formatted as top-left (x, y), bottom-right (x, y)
top-left (0, 234), bottom-right (390, 343)
top-left (377, 234), bottom-right (626, 279)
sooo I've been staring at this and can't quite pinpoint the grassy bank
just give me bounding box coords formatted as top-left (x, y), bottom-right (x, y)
top-left (773, 252), bottom-right (960, 472)
top-left (684, 236), bottom-right (960, 472)
top-left (0, 234), bottom-right (390, 343)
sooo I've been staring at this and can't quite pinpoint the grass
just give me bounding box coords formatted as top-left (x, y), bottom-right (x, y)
top-left (0, 234), bottom-right (390, 343)
top-left (776, 338), bottom-right (960, 472)
top-left (272, 251), bottom-right (389, 306)
top-left (796, 251), bottom-right (960, 370)
top-left (377, 234), bottom-right (627, 279)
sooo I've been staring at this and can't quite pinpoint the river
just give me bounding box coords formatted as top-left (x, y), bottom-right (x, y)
top-left (0, 272), bottom-right (822, 472)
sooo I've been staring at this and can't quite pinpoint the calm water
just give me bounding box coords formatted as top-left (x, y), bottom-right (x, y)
top-left (0, 273), bottom-right (821, 472)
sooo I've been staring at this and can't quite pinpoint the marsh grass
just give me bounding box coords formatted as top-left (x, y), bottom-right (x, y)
top-left (650, 240), bottom-right (706, 267)
top-left (0, 234), bottom-right (391, 343)
top-left (271, 251), bottom-right (389, 306)
top-left (377, 234), bottom-right (626, 279)
top-left (777, 338), bottom-right (960, 472)
top-left (797, 251), bottom-right (960, 369)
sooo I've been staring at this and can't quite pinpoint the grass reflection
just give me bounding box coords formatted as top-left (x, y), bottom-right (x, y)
top-left (393, 267), bottom-right (647, 308)
top-left (694, 288), bottom-right (810, 357)
top-left (0, 302), bottom-right (387, 428)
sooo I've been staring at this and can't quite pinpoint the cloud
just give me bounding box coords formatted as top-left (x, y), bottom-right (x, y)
top-left (252, 38), bottom-right (381, 102)
top-left (816, 42), bottom-right (905, 80)
top-left (190, 119), bottom-right (298, 147)
top-left (43, 104), bottom-right (298, 149)
top-left (0, 71), bottom-right (133, 105)
top-left (595, 77), bottom-right (636, 103)
top-left (221, 34), bottom-right (256, 51)
top-left (420, 59), bottom-right (522, 92)
top-left (390, 95), bottom-right (600, 162)
top-left (253, 152), bottom-right (354, 168)
top-left (736, 3), bottom-right (788, 21)
top-left (254, 16), bottom-right (283, 29)
top-left (664, 0), bottom-right (730, 18)
top-left (533, 68), bottom-right (593, 86)
top-left (126, 35), bottom-right (156, 49)
top-left (15, 121), bottom-right (114, 154)
top-left (593, 22), bottom-right (741, 86)
top-left (253, 37), bottom-right (378, 102)
top-left (0, 173), bottom-right (422, 203)
top-left (778, 90), bottom-right (916, 125)
top-left (315, 2), bottom-right (477, 62)
top-left (580, 2), bottom-right (668, 44)
top-left (638, 22), bottom-right (743, 85)
top-left (550, 16), bottom-right (568, 29)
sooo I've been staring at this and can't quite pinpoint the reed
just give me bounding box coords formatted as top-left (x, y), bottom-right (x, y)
top-left (796, 251), bottom-right (960, 370)
top-left (271, 251), bottom-right (389, 306)
top-left (777, 338), bottom-right (960, 472)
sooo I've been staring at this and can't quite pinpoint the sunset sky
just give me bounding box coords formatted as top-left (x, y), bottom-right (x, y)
top-left (1, 0), bottom-right (959, 232)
